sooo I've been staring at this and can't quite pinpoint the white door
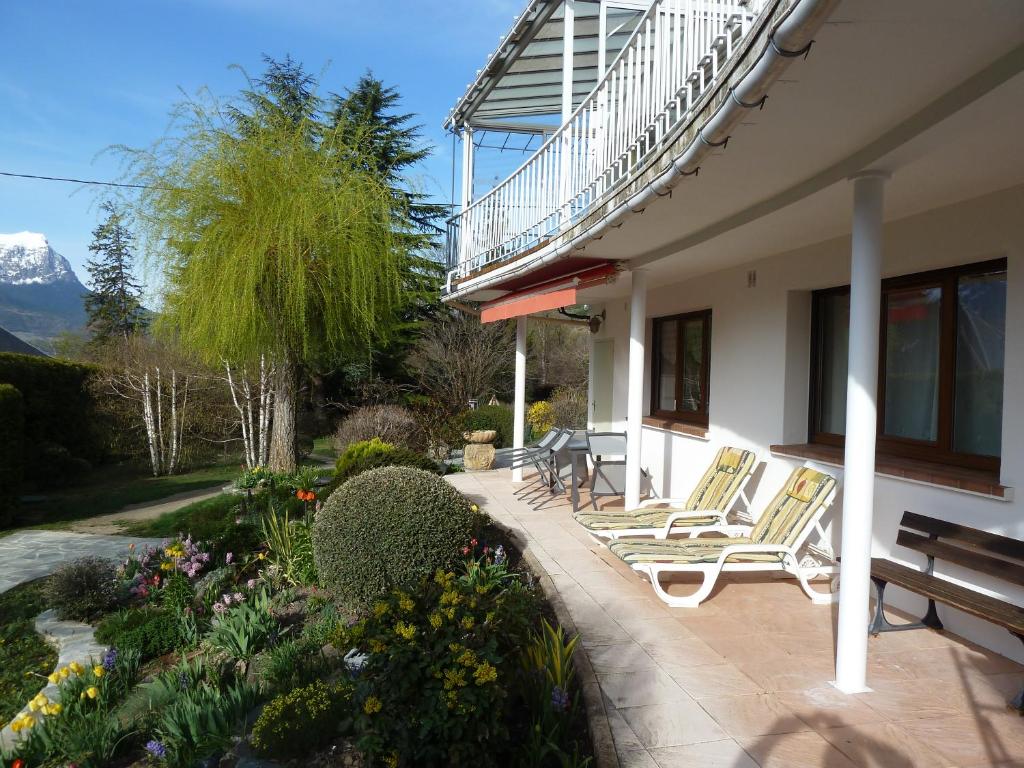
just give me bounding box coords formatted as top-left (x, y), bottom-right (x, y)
top-left (591, 339), bottom-right (614, 430)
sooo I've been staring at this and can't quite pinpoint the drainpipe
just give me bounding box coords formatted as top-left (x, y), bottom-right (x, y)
top-left (834, 170), bottom-right (889, 694)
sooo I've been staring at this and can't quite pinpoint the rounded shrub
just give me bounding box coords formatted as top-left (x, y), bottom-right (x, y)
top-left (95, 607), bottom-right (184, 661)
top-left (313, 467), bottom-right (474, 607)
top-left (47, 556), bottom-right (118, 621)
top-left (251, 679), bottom-right (350, 758)
top-left (333, 438), bottom-right (438, 485)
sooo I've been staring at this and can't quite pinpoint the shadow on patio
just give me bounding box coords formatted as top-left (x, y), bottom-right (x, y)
top-left (446, 469), bottom-right (1024, 768)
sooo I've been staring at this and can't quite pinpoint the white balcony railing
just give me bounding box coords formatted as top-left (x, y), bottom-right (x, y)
top-left (447, 0), bottom-right (767, 283)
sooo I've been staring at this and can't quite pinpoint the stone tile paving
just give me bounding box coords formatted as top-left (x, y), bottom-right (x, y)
top-left (0, 530), bottom-right (163, 593)
top-left (446, 469), bottom-right (1024, 768)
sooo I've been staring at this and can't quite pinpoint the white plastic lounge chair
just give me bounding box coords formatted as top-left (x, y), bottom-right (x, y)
top-left (575, 446), bottom-right (756, 539)
top-left (607, 466), bottom-right (838, 608)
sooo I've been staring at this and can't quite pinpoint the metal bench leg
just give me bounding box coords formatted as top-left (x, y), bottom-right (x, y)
top-left (1011, 633), bottom-right (1024, 715)
top-left (869, 577), bottom-right (942, 635)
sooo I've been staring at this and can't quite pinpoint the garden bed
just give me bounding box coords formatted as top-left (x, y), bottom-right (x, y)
top-left (1, 463), bottom-right (594, 768)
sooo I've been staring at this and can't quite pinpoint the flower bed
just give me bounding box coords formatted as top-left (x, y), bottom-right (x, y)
top-left (1, 464), bottom-right (592, 768)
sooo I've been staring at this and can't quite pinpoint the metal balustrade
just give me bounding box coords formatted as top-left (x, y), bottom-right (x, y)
top-left (447, 0), bottom-right (767, 284)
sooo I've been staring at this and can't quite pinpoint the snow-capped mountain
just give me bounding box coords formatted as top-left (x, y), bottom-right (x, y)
top-left (0, 231), bottom-right (78, 285)
top-left (0, 232), bottom-right (89, 354)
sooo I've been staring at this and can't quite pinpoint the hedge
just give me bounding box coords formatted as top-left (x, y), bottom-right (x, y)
top-left (0, 383), bottom-right (24, 527)
top-left (0, 353), bottom-right (105, 486)
top-left (462, 405), bottom-right (514, 448)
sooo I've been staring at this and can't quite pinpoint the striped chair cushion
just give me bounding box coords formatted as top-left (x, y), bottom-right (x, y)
top-left (575, 509), bottom-right (720, 531)
top-left (608, 536), bottom-right (784, 565)
top-left (683, 447), bottom-right (757, 511)
top-left (748, 467), bottom-right (836, 547)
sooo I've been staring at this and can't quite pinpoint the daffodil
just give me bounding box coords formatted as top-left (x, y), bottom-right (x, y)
top-left (85, 686), bottom-right (99, 700)
top-left (47, 671), bottom-right (59, 684)
top-left (59, 666), bottom-right (70, 679)
top-left (68, 661), bottom-right (84, 675)
top-left (93, 665), bottom-right (105, 678)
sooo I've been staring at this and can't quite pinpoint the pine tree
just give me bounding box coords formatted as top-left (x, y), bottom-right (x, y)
top-left (329, 73), bottom-right (448, 383)
top-left (84, 202), bottom-right (147, 346)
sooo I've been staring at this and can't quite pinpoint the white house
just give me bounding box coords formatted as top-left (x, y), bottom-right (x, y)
top-left (440, 0), bottom-right (1024, 694)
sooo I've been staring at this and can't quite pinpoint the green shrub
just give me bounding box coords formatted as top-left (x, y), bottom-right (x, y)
top-left (0, 352), bottom-right (105, 487)
top-left (462, 404), bottom-right (514, 448)
top-left (251, 679), bottom-right (351, 759)
top-left (0, 383), bottom-right (24, 527)
top-left (333, 437), bottom-right (438, 485)
top-left (47, 557), bottom-right (118, 621)
top-left (95, 607), bottom-right (183, 661)
top-left (161, 571), bottom-right (195, 613)
top-left (313, 467), bottom-right (474, 607)
top-left (206, 589), bottom-right (277, 662)
top-left (259, 637), bottom-right (329, 695)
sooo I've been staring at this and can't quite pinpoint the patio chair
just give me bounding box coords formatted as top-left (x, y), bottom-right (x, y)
top-left (575, 446), bottom-right (756, 540)
top-left (584, 432), bottom-right (649, 510)
top-left (607, 466), bottom-right (838, 608)
top-left (513, 429), bottom-right (573, 492)
top-left (507, 427), bottom-right (563, 469)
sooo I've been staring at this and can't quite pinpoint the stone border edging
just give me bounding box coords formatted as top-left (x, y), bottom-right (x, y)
top-left (501, 525), bottom-right (620, 768)
top-left (0, 610), bottom-right (106, 750)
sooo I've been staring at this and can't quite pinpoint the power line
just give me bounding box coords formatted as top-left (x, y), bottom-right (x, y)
top-left (0, 170), bottom-right (165, 190)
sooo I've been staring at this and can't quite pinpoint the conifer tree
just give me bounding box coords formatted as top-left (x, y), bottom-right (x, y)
top-left (84, 202), bottom-right (147, 346)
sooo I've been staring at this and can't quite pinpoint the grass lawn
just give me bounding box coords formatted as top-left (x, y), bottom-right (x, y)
top-left (0, 579), bottom-right (58, 727)
top-left (121, 492), bottom-right (241, 539)
top-left (6, 459), bottom-right (242, 535)
top-left (312, 436), bottom-right (338, 459)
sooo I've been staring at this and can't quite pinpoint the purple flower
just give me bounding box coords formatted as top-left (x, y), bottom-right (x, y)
top-left (145, 739), bottom-right (167, 758)
top-left (246, 579), bottom-right (257, 590)
top-left (212, 602), bottom-right (226, 614)
top-left (225, 552), bottom-right (234, 564)
top-left (551, 686), bottom-right (570, 712)
top-left (102, 647), bottom-right (118, 671)
top-left (494, 545), bottom-right (506, 566)
top-left (232, 592), bottom-right (245, 603)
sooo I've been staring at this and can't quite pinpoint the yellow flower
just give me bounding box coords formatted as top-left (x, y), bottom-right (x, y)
top-left (470, 503), bottom-right (479, 513)
top-left (393, 621), bottom-right (416, 641)
top-left (369, 639), bottom-right (386, 653)
top-left (59, 666), bottom-right (70, 679)
top-left (460, 616), bottom-right (475, 630)
top-left (397, 594), bottom-right (414, 613)
top-left (474, 662), bottom-right (497, 685)
top-left (11, 714), bottom-right (34, 732)
top-left (475, 585), bottom-right (488, 595)
top-left (93, 665), bottom-right (105, 678)
top-left (385, 753), bottom-right (399, 768)
top-left (85, 686), bottom-right (99, 700)
top-left (43, 702), bottom-right (62, 716)
top-left (443, 668), bottom-right (466, 690)
top-left (428, 612), bottom-right (443, 629)
top-left (373, 601), bottom-right (389, 618)
top-left (456, 649), bottom-right (477, 667)
top-left (68, 661), bottom-right (84, 675)
top-left (363, 696), bottom-right (382, 715)
top-left (47, 671), bottom-right (59, 684)
top-left (160, 561), bottom-right (174, 571)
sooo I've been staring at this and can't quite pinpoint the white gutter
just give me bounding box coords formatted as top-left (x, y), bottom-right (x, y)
top-left (446, 0), bottom-right (841, 301)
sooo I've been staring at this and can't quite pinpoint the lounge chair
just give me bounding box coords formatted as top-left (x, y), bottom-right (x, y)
top-left (607, 466), bottom-right (838, 608)
top-left (575, 447), bottom-right (756, 540)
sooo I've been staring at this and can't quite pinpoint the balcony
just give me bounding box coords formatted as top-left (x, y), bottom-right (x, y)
top-left (445, 0), bottom-right (771, 288)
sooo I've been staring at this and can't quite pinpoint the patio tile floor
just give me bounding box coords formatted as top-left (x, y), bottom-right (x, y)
top-left (447, 470), bottom-right (1024, 768)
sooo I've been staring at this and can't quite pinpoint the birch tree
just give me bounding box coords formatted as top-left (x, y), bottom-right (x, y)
top-left (223, 356), bottom-right (275, 469)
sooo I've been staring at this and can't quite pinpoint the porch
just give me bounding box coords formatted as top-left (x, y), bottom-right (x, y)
top-left (448, 469), bottom-right (1024, 768)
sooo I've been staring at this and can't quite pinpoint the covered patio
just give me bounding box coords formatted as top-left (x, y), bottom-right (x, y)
top-left (448, 469), bottom-right (1024, 768)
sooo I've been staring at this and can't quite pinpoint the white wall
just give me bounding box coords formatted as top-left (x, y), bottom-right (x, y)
top-left (595, 184), bottom-right (1024, 663)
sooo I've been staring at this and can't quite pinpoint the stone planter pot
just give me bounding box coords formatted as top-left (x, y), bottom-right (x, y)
top-left (462, 430), bottom-right (497, 470)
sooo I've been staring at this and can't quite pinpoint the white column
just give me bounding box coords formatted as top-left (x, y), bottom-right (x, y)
top-left (586, 331), bottom-right (596, 431)
top-left (834, 170), bottom-right (889, 694)
top-left (512, 316), bottom-right (528, 483)
top-left (625, 270), bottom-right (647, 509)
top-left (460, 127), bottom-right (474, 212)
top-left (561, 0), bottom-right (576, 122)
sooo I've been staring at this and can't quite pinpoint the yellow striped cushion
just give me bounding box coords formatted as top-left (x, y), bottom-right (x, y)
top-left (683, 447), bottom-right (756, 511)
top-left (576, 509), bottom-right (720, 531)
top-left (749, 468), bottom-right (836, 547)
top-left (608, 537), bottom-right (784, 565)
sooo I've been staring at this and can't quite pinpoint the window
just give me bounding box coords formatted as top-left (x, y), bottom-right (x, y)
top-left (651, 310), bottom-right (711, 426)
top-left (809, 259), bottom-right (1006, 471)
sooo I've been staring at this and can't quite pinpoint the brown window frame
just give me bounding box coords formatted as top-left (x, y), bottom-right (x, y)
top-left (650, 309), bottom-right (712, 427)
top-left (809, 258), bottom-right (1006, 473)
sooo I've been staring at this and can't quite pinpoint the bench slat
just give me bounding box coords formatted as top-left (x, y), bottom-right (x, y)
top-left (871, 558), bottom-right (1024, 635)
top-left (900, 512), bottom-right (1024, 561)
top-left (896, 530), bottom-right (1024, 587)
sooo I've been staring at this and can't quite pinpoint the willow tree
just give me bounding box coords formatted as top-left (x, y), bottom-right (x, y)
top-left (125, 85), bottom-right (403, 471)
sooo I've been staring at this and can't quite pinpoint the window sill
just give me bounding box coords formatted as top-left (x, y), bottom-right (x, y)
top-left (770, 443), bottom-right (1011, 500)
top-left (643, 416), bottom-right (709, 440)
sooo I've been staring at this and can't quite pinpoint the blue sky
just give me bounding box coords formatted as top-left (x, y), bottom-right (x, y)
top-left (0, 0), bottom-right (523, 288)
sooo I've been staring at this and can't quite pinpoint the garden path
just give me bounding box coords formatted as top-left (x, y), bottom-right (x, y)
top-left (64, 485), bottom-right (227, 535)
top-left (0, 531), bottom-right (163, 593)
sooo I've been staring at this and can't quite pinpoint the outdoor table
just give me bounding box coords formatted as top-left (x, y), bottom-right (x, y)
top-left (566, 435), bottom-right (591, 513)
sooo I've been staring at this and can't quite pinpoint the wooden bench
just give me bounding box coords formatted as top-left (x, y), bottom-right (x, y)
top-left (870, 511), bottom-right (1024, 713)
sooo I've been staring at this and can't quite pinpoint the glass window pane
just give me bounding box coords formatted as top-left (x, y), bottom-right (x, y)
top-left (954, 272), bottom-right (1005, 456)
top-left (657, 320), bottom-right (677, 411)
top-left (883, 286), bottom-right (941, 442)
top-left (680, 318), bottom-right (704, 412)
top-left (818, 292), bottom-right (850, 435)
